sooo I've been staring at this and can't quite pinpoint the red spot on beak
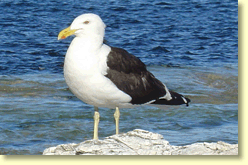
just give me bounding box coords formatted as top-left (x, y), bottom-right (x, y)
top-left (61, 36), bottom-right (66, 39)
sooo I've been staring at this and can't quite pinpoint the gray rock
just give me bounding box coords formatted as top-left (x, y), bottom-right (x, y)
top-left (43, 129), bottom-right (238, 155)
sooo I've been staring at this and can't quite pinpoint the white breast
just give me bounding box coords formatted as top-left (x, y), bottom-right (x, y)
top-left (63, 38), bottom-right (132, 109)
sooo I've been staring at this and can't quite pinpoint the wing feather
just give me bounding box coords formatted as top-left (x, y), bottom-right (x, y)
top-left (105, 47), bottom-right (167, 104)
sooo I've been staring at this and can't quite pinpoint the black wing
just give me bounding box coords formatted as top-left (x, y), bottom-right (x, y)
top-left (105, 47), bottom-right (167, 104)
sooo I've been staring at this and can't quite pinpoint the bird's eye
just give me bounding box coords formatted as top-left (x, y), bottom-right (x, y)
top-left (83, 21), bottom-right (90, 24)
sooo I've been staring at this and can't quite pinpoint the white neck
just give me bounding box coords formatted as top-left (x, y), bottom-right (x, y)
top-left (72, 34), bottom-right (104, 52)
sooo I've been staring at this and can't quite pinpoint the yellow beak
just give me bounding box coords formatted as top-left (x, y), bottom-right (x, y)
top-left (58, 26), bottom-right (77, 40)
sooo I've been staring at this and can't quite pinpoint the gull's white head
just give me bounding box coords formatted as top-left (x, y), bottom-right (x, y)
top-left (58, 13), bottom-right (106, 40)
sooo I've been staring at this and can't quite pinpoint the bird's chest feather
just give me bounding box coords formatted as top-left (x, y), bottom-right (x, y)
top-left (63, 42), bottom-right (108, 104)
top-left (63, 45), bottom-right (100, 91)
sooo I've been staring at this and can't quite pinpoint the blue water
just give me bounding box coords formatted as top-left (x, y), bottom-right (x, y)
top-left (0, 0), bottom-right (238, 155)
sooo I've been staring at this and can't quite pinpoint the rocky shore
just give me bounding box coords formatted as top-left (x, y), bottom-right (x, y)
top-left (43, 129), bottom-right (238, 155)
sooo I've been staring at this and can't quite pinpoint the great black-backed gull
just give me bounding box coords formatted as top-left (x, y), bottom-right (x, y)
top-left (58, 13), bottom-right (190, 140)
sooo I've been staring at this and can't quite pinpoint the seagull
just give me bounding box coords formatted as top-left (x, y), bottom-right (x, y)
top-left (58, 13), bottom-right (190, 140)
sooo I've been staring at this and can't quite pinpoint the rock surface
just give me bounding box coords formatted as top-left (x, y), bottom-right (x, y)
top-left (43, 129), bottom-right (238, 155)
